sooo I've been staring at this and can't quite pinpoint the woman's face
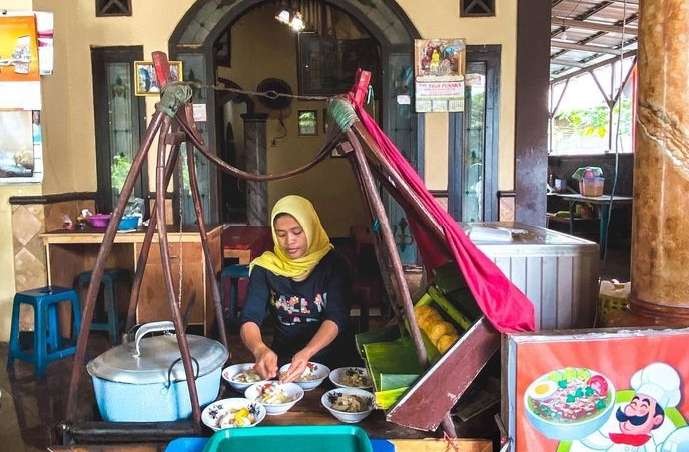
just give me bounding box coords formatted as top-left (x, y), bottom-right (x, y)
top-left (274, 214), bottom-right (308, 259)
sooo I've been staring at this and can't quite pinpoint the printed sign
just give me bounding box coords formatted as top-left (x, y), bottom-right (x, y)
top-left (506, 329), bottom-right (689, 451)
top-left (414, 38), bottom-right (465, 113)
top-left (0, 15), bottom-right (41, 109)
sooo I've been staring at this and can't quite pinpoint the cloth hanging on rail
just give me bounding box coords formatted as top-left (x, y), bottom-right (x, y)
top-left (347, 76), bottom-right (535, 333)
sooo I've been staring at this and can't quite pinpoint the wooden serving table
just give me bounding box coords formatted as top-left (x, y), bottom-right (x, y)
top-left (51, 382), bottom-right (493, 451)
top-left (551, 193), bottom-right (633, 255)
top-left (40, 226), bottom-right (222, 336)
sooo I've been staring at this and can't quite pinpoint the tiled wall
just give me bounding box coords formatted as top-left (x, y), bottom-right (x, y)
top-left (11, 199), bottom-right (95, 329)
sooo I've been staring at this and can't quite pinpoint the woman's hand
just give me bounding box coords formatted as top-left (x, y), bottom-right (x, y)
top-left (280, 348), bottom-right (313, 383)
top-left (253, 344), bottom-right (278, 380)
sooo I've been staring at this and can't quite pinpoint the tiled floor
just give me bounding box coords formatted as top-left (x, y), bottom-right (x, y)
top-left (0, 337), bottom-right (111, 452)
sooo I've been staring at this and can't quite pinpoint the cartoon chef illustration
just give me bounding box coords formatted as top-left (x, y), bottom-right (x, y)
top-left (571, 362), bottom-right (683, 451)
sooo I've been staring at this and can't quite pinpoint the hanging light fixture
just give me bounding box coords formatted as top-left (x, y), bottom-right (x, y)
top-left (274, 0), bottom-right (305, 32)
top-left (290, 11), bottom-right (305, 32)
top-left (275, 9), bottom-right (290, 25)
top-left (275, 0), bottom-right (291, 25)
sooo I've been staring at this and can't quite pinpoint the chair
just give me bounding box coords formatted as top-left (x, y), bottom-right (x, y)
top-left (7, 286), bottom-right (81, 378)
top-left (75, 269), bottom-right (131, 344)
top-left (221, 264), bottom-right (250, 328)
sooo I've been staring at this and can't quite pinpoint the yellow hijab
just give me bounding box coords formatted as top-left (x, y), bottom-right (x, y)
top-left (250, 195), bottom-right (333, 280)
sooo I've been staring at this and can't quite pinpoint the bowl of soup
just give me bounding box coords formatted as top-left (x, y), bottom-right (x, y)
top-left (524, 367), bottom-right (616, 440)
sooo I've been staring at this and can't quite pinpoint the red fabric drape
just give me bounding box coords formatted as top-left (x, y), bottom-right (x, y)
top-left (348, 78), bottom-right (535, 333)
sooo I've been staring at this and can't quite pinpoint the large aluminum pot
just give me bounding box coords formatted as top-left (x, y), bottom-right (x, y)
top-left (87, 321), bottom-right (228, 422)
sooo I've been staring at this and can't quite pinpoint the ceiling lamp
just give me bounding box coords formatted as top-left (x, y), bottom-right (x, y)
top-left (274, 0), bottom-right (305, 33)
top-left (290, 12), bottom-right (305, 32)
top-left (275, 9), bottom-right (290, 25)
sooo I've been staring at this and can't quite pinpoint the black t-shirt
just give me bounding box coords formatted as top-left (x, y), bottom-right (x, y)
top-left (239, 250), bottom-right (352, 365)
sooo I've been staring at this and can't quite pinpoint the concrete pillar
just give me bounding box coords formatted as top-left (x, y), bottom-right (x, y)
top-left (629, 1), bottom-right (689, 325)
top-left (241, 113), bottom-right (268, 226)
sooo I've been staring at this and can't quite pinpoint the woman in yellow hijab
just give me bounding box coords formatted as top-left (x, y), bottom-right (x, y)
top-left (239, 195), bottom-right (354, 382)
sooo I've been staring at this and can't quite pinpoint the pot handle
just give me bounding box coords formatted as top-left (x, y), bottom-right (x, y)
top-left (133, 320), bottom-right (175, 357)
top-left (165, 356), bottom-right (200, 388)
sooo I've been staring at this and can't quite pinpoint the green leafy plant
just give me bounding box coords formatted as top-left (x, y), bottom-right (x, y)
top-left (111, 152), bottom-right (132, 194)
top-left (554, 99), bottom-right (632, 140)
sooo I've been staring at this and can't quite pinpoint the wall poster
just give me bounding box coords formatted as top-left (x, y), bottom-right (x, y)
top-left (414, 38), bottom-right (465, 113)
top-left (506, 328), bottom-right (689, 451)
top-left (0, 14), bottom-right (41, 109)
top-left (0, 110), bottom-right (42, 183)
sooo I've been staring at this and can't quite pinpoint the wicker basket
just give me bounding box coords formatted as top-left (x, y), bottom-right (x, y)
top-left (598, 280), bottom-right (630, 323)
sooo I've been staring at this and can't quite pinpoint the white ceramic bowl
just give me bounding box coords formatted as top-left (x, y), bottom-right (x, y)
top-left (201, 397), bottom-right (266, 431)
top-left (329, 367), bottom-right (373, 389)
top-left (321, 388), bottom-right (375, 424)
top-left (244, 381), bottom-right (303, 416)
top-left (222, 363), bottom-right (269, 392)
top-left (278, 362), bottom-right (330, 391)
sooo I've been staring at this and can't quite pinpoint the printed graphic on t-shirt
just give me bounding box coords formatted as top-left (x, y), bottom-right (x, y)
top-left (272, 292), bottom-right (327, 326)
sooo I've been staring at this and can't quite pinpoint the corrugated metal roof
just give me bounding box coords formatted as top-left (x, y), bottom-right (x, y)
top-left (550, 0), bottom-right (638, 80)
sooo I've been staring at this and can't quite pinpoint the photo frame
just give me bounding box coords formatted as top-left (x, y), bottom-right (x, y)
top-left (297, 32), bottom-right (379, 96)
top-left (134, 60), bottom-right (183, 96)
top-left (213, 29), bottom-right (231, 68)
top-left (297, 110), bottom-right (318, 136)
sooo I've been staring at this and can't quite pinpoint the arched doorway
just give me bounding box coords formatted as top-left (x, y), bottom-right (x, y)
top-left (169, 0), bottom-right (419, 249)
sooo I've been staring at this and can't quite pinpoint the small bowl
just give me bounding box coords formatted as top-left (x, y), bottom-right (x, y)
top-left (86, 214), bottom-right (111, 229)
top-left (329, 367), bottom-right (373, 389)
top-left (244, 381), bottom-right (303, 416)
top-left (278, 362), bottom-right (329, 391)
top-left (201, 397), bottom-right (266, 431)
top-left (321, 388), bottom-right (375, 424)
top-left (222, 363), bottom-right (269, 392)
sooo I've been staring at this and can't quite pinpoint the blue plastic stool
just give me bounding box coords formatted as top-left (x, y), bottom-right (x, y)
top-left (75, 269), bottom-right (130, 344)
top-left (221, 264), bottom-right (249, 327)
top-left (7, 286), bottom-right (81, 378)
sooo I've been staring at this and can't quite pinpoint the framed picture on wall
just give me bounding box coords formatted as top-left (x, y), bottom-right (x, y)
top-left (297, 32), bottom-right (380, 96)
top-left (133, 60), bottom-right (183, 96)
top-left (297, 110), bottom-right (318, 136)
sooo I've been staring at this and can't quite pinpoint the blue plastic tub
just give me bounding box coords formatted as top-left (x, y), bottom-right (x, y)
top-left (166, 437), bottom-right (208, 452)
top-left (166, 436), bottom-right (392, 452)
top-left (118, 215), bottom-right (139, 230)
top-left (203, 425), bottom-right (373, 452)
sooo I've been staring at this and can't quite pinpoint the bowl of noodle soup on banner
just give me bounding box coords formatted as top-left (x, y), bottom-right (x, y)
top-left (524, 367), bottom-right (616, 440)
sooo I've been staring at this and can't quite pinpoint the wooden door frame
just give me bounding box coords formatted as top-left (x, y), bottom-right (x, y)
top-left (448, 44), bottom-right (501, 222)
top-left (91, 46), bottom-right (147, 214)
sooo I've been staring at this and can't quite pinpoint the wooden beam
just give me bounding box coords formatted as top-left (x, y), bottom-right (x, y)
top-left (551, 40), bottom-right (626, 55)
top-left (552, 17), bottom-right (637, 34)
top-left (551, 58), bottom-right (589, 68)
top-left (550, 49), bottom-right (637, 83)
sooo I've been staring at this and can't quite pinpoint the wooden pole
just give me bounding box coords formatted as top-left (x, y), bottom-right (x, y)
top-left (66, 112), bottom-right (164, 421)
top-left (155, 116), bottom-right (202, 429)
top-left (184, 120), bottom-right (228, 351)
top-left (346, 129), bottom-right (427, 367)
top-left (125, 140), bottom-right (181, 331)
top-left (343, 143), bottom-right (403, 323)
top-left (181, 103), bottom-right (228, 348)
top-left (174, 114), bottom-right (341, 182)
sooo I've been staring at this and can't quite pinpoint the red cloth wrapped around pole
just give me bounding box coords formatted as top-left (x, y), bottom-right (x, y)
top-left (347, 71), bottom-right (535, 333)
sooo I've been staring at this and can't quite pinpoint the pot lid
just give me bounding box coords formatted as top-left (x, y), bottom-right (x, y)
top-left (87, 321), bottom-right (228, 385)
